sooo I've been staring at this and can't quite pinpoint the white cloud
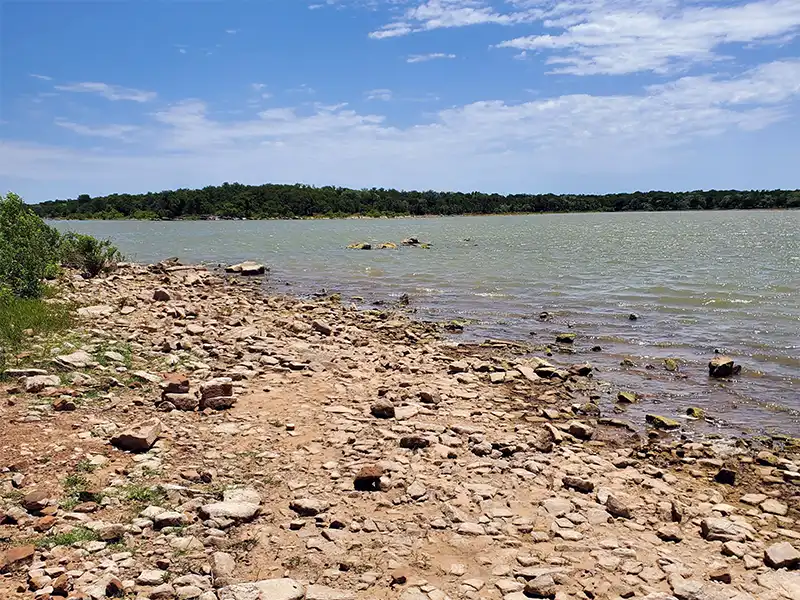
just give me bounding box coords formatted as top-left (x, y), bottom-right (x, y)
top-left (54, 82), bottom-right (157, 102)
top-left (407, 52), bottom-right (457, 63)
top-left (369, 0), bottom-right (540, 38)
top-left (3, 59), bottom-right (800, 196)
top-left (365, 88), bottom-right (393, 100)
top-left (225, 29), bottom-right (239, 34)
top-left (29, 74), bottom-right (53, 81)
top-left (55, 119), bottom-right (140, 140)
top-left (497, 0), bottom-right (800, 75)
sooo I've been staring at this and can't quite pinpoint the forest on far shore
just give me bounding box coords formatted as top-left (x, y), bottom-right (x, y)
top-left (30, 183), bottom-right (800, 220)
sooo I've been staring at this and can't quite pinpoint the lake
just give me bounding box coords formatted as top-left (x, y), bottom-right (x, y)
top-left (51, 211), bottom-right (800, 436)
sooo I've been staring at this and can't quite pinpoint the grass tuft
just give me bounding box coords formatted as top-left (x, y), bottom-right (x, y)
top-left (36, 526), bottom-right (98, 549)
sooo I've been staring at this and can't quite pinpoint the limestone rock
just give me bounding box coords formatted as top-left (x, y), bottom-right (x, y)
top-left (701, 518), bottom-right (746, 542)
top-left (764, 542), bottom-right (800, 569)
top-left (24, 375), bottom-right (60, 393)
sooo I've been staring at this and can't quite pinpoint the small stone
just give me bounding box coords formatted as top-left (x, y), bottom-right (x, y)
top-left (22, 490), bottom-right (49, 513)
top-left (764, 542), bottom-right (800, 569)
top-left (24, 375), bottom-right (61, 393)
top-left (53, 397), bottom-right (77, 411)
top-left (568, 420), bottom-right (594, 440)
top-left (200, 377), bottom-right (233, 400)
top-left (0, 545), bottom-right (35, 573)
top-left (722, 541), bottom-right (748, 558)
top-left (153, 288), bottom-right (171, 302)
top-left (399, 435), bottom-right (430, 449)
top-left (740, 493), bottom-right (767, 506)
top-left (289, 498), bottom-right (328, 517)
top-left (685, 407), bottom-right (704, 419)
top-left (312, 320), bottom-right (333, 336)
top-left (406, 481), bottom-right (426, 499)
top-left (456, 522), bottom-right (486, 536)
top-left (217, 578), bottom-right (304, 600)
top-left (370, 398), bottom-right (395, 419)
top-left (605, 494), bottom-right (632, 519)
top-left (657, 524), bottom-right (683, 542)
top-left (556, 333), bottom-right (576, 344)
top-left (110, 418), bottom-right (162, 452)
top-left (708, 568), bottom-right (731, 584)
top-left (153, 510), bottom-right (187, 529)
top-left (138, 569), bottom-right (167, 585)
top-left (524, 574), bottom-right (556, 598)
top-left (701, 518), bottom-right (746, 542)
top-left (617, 391), bottom-right (637, 404)
top-left (562, 476), bottom-right (594, 494)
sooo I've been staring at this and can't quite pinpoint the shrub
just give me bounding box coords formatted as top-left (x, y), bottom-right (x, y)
top-left (0, 192), bottom-right (61, 298)
top-left (59, 232), bottom-right (122, 277)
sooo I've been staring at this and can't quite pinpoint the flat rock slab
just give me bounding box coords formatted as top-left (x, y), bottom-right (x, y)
top-left (218, 578), bottom-right (304, 600)
top-left (305, 584), bottom-right (356, 600)
top-left (764, 542), bottom-right (800, 569)
top-left (77, 305), bottom-right (115, 317)
top-left (24, 375), bottom-right (61, 393)
top-left (701, 518), bottom-right (747, 542)
top-left (757, 571), bottom-right (800, 600)
top-left (200, 501), bottom-right (260, 523)
top-left (111, 418), bottom-right (162, 453)
top-left (56, 350), bottom-right (94, 368)
top-left (0, 545), bottom-right (35, 573)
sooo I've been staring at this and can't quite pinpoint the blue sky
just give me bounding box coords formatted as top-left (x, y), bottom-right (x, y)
top-left (1, 0), bottom-right (800, 202)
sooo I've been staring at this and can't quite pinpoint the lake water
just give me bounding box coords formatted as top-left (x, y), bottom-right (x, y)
top-left (51, 211), bottom-right (800, 436)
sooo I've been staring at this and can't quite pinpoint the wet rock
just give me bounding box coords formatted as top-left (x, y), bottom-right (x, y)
top-left (646, 414), bottom-right (680, 430)
top-left (346, 243), bottom-right (371, 250)
top-left (370, 398), bottom-right (395, 419)
top-left (709, 356), bottom-right (740, 377)
top-left (111, 418), bottom-right (162, 452)
top-left (555, 333), bottom-right (576, 344)
top-left (764, 542), bottom-right (800, 569)
top-left (685, 407), bottom-right (705, 419)
top-left (226, 261), bottom-right (266, 275)
top-left (617, 391), bottom-right (637, 404)
top-left (218, 578), bottom-right (305, 600)
top-left (664, 358), bottom-right (680, 372)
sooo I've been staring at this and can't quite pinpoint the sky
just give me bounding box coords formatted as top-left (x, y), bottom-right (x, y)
top-left (1, 0), bottom-right (800, 202)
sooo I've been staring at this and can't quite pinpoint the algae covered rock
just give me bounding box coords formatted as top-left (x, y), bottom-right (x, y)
top-left (646, 414), bottom-right (680, 430)
top-left (709, 355), bottom-right (740, 377)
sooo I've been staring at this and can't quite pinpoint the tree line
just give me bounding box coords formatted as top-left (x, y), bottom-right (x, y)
top-left (30, 183), bottom-right (800, 220)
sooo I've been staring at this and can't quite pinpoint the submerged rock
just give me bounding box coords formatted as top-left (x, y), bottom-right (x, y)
top-left (555, 333), bottom-right (576, 344)
top-left (686, 407), bottom-right (705, 419)
top-left (346, 243), bottom-right (371, 250)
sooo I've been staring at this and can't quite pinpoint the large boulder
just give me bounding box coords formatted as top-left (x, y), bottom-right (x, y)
top-left (111, 418), bottom-right (162, 452)
top-left (218, 578), bottom-right (304, 600)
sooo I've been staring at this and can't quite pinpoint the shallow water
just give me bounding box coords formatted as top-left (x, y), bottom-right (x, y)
top-left (51, 211), bottom-right (800, 436)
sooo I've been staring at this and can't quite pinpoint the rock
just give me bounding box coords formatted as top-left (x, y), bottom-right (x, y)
top-left (161, 374), bottom-right (190, 395)
top-left (370, 398), bottom-right (395, 419)
top-left (714, 468), bottom-right (736, 485)
top-left (289, 498), bottom-right (328, 517)
top-left (53, 397), bottom-right (77, 411)
top-left (617, 391), bottom-right (637, 403)
top-left (657, 523), bottom-right (683, 542)
top-left (709, 568), bottom-right (731, 584)
top-left (556, 333), bottom-right (576, 344)
top-left (664, 358), bottom-right (679, 372)
top-left (218, 578), bottom-right (304, 600)
top-left (399, 435), bottom-right (430, 449)
top-left (418, 389), bottom-right (440, 404)
top-left (457, 522), bottom-right (486, 536)
top-left (401, 238), bottom-right (420, 246)
top-left (200, 501), bottom-right (259, 523)
top-left (740, 493), bottom-right (767, 505)
top-left (709, 356), bottom-right (740, 377)
top-left (312, 320), bottom-right (333, 336)
top-left (562, 476), bottom-right (594, 494)
top-left (669, 575), bottom-right (703, 600)
top-left (377, 242), bottom-right (397, 250)
top-left (354, 465), bottom-right (383, 492)
top-left (346, 243), bottom-right (371, 250)
top-left (138, 569), bottom-right (167, 585)
top-left (153, 510), bottom-right (187, 528)
top-left (201, 395), bottom-right (237, 410)
top-left (568, 420), bottom-right (594, 440)
top-left (685, 406), bottom-right (705, 419)
top-left (542, 498), bottom-right (573, 517)
top-left (605, 494), bottom-right (632, 519)
top-left (211, 552), bottom-right (236, 584)
top-left (764, 542), bottom-right (800, 569)
top-left (226, 261), bottom-right (266, 275)
top-left (0, 545), bottom-right (35, 573)
top-left (524, 574), bottom-right (556, 598)
top-left (56, 349), bottom-right (94, 369)
top-left (153, 288), bottom-right (172, 302)
top-left (757, 571), bottom-right (800, 599)
top-left (407, 481), bottom-right (426, 499)
top-left (646, 414), bottom-right (680, 430)
top-left (24, 375), bottom-right (61, 393)
top-left (111, 418), bottom-right (162, 452)
top-left (163, 393), bottom-right (199, 411)
top-left (22, 490), bottom-right (49, 512)
top-left (701, 518), bottom-right (746, 542)
top-left (200, 377), bottom-right (233, 400)
top-left (761, 499), bottom-right (788, 516)
top-left (305, 584), bottom-right (355, 600)
top-left (531, 427), bottom-right (555, 453)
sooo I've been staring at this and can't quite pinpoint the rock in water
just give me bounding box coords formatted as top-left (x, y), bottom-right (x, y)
top-left (226, 261), bottom-right (266, 275)
top-left (646, 414), bottom-right (680, 430)
top-left (218, 579), bottom-right (304, 600)
top-left (556, 333), bottom-right (576, 344)
top-left (709, 356), bottom-right (740, 377)
top-left (111, 418), bottom-right (162, 452)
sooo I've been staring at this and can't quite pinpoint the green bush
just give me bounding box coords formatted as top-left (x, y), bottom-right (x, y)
top-left (0, 192), bottom-right (61, 298)
top-left (59, 232), bottom-right (122, 277)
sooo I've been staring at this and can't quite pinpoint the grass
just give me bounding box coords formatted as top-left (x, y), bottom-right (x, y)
top-left (36, 526), bottom-right (98, 549)
top-left (123, 484), bottom-right (167, 505)
top-left (75, 459), bottom-right (97, 473)
top-left (0, 294), bottom-right (73, 374)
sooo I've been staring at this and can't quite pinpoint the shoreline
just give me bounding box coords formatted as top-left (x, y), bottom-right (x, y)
top-left (1, 262), bottom-right (798, 599)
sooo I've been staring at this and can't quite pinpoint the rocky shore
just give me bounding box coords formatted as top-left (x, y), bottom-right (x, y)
top-left (1, 262), bottom-right (798, 600)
